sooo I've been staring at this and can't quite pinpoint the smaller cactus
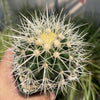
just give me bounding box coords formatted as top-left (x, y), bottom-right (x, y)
top-left (8, 11), bottom-right (90, 96)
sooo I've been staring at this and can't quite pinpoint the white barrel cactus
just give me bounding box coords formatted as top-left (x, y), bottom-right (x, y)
top-left (7, 10), bottom-right (90, 96)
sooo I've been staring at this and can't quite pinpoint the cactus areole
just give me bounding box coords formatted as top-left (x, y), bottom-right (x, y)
top-left (11, 10), bottom-right (89, 96)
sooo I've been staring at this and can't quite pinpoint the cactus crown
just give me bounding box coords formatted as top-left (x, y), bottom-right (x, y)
top-left (10, 10), bottom-right (90, 96)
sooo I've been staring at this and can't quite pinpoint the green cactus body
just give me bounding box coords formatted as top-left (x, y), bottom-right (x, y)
top-left (11, 11), bottom-right (89, 96)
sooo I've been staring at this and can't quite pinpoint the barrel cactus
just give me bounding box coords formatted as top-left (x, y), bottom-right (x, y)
top-left (9, 11), bottom-right (89, 96)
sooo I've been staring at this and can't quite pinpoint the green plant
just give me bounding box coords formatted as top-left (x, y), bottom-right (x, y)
top-left (6, 10), bottom-right (90, 98)
top-left (0, 28), bottom-right (12, 60)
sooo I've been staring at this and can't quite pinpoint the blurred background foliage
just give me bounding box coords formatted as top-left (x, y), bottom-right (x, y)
top-left (0, 0), bottom-right (100, 100)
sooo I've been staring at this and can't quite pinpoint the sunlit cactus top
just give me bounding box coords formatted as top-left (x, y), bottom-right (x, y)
top-left (10, 10), bottom-right (89, 96)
